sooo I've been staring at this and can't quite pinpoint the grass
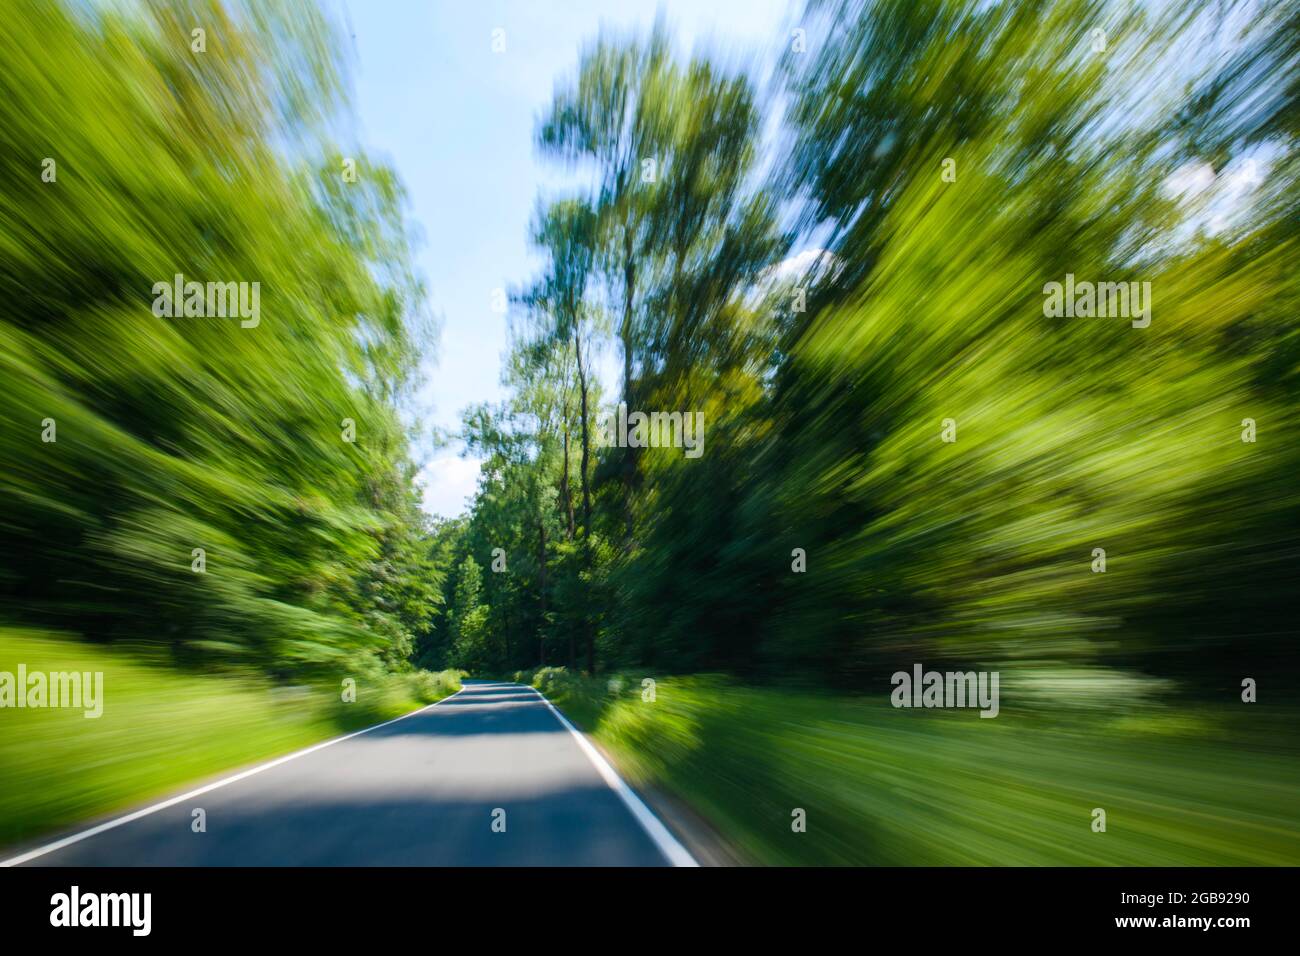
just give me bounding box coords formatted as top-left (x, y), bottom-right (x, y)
top-left (0, 628), bottom-right (461, 849)
top-left (519, 667), bottom-right (1300, 866)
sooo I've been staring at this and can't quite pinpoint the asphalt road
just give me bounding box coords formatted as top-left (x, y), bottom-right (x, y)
top-left (7, 681), bottom-right (693, 867)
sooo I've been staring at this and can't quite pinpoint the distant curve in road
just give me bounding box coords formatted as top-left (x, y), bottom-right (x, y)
top-left (4, 680), bottom-right (694, 867)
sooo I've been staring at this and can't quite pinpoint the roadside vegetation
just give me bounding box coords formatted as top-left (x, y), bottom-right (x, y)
top-left (522, 667), bottom-right (1300, 866)
top-left (0, 629), bottom-right (460, 847)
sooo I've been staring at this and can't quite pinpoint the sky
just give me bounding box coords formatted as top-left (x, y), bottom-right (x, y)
top-left (340, 0), bottom-right (798, 518)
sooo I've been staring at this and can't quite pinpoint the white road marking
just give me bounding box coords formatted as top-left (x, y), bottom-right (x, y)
top-left (527, 685), bottom-right (699, 868)
top-left (0, 687), bottom-right (467, 867)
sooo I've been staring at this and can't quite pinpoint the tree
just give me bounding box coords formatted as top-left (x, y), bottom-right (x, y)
top-left (0, 0), bottom-right (443, 682)
top-left (537, 26), bottom-right (677, 549)
top-left (448, 556), bottom-right (491, 672)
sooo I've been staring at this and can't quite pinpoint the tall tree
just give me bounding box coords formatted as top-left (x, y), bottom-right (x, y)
top-left (538, 27), bottom-right (677, 548)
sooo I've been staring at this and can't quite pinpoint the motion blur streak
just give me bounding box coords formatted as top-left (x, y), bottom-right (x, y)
top-left (450, 0), bottom-right (1300, 865)
top-left (1, 0), bottom-right (1298, 865)
top-left (0, 0), bottom-right (447, 847)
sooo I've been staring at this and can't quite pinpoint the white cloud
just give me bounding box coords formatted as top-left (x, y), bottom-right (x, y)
top-left (768, 247), bottom-right (838, 283)
top-left (416, 449), bottom-right (481, 519)
top-left (1162, 160), bottom-right (1216, 198)
top-left (1162, 150), bottom-right (1276, 240)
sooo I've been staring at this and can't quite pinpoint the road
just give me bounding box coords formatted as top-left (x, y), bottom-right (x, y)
top-left (5, 681), bottom-right (695, 867)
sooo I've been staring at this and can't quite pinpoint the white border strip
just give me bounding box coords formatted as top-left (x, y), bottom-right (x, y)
top-left (528, 685), bottom-right (699, 867)
top-left (0, 687), bottom-right (467, 867)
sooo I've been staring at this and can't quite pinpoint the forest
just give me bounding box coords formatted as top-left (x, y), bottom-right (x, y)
top-left (1, 0), bottom-right (1297, 863)
top-left (419, 0), bottom-right (1299, 705)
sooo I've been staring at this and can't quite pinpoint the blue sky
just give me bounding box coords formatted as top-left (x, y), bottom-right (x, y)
top-left (341, 0), bottom-right (797, 518)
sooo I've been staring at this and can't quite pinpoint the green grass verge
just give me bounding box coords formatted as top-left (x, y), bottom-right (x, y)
top-left (0, 628), bottom-right (461, 848)
top-left (518, 667), bottom-right (1300, 866)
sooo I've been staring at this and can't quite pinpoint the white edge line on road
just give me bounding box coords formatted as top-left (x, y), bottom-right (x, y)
top-left (0, 686), bottom-right (468, 867)
top-left (528, 686), bottom-right (699, 868)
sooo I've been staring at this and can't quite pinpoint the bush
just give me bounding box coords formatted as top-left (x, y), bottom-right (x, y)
top-left (404, 669), bottom-right (463, 703)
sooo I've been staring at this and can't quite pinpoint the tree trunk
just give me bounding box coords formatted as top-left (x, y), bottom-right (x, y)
top-left (537, 519), bottom-right (547, 666)
top-left (575, 339), bottom-right (597, 677)
top-left (621, 224), bottom-right (637, 550)
top-left (560, 425), bottom-right (575, 540)
top-left (574, 337), bottom-right (593, 539)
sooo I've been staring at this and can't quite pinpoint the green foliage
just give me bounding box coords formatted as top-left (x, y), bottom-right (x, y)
top-left (458, 0), bottom-right (1298, 696)
top-left (445, 555), bottom-right (492, 672)
top-left (563, 673), bottom-right (1300, 865)
top-left (0, 0), bottom-right (443, 677)
top-left (401, 668), bottom-right (464, 704)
